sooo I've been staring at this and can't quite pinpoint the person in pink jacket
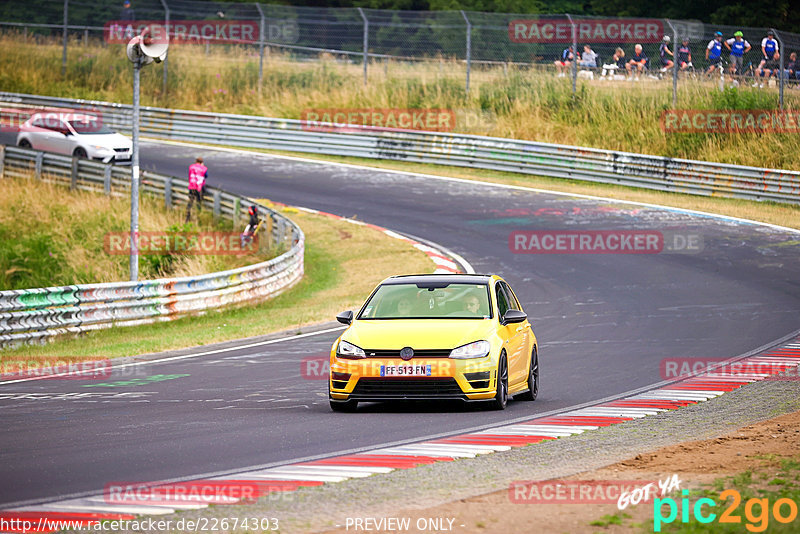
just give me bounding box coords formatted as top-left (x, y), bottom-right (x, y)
top-left (185, 156), bottom-right (208, 222)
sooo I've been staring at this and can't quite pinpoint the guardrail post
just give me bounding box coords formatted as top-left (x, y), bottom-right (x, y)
top-left (357, 7), bottom-right (368, 86)
top-left (213, 190), bottom-right (221, 219)
top-left (62, 0), bottom-right (68, 77)
top-left (0, 146), bottom-right (4, 180)
top-left (34, 152), bottom-right (43, 180)
top-left (70, 157), bottom-right (78, 190)
top-left (164, 176), bottom-right (172, 208)
top-left (103, 164), bottom-right (111, 194)
top-left (233, 197), bottom-right (241, 227)
top-left (460, 10), bottom-right (471, 94)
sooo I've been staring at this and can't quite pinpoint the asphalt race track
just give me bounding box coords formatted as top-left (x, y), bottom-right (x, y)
top-left (2, 139), bottom-right (799, 507)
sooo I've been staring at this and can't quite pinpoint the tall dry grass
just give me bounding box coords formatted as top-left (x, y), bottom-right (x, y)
top-left (0, 176), bottom-right (268, 290)
top-left (1, 32), bottom-right (799, 169)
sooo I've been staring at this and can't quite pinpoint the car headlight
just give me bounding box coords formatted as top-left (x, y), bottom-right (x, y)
top-left (92, 145), bottom-right (110, 151)
top-left (337, 340), bottom-right (366, 359)
top-left (449, 340), bottom-right (490, 359)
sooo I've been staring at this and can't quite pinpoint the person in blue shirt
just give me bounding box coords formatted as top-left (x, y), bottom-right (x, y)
top-left (705, 31), bottom-right (724, 75)
top-left (659, 35), bottom-right (674, 74)
top-left (761, 30), bottom-right (779, 61)
top-left (554, 46), bottom-right (575, 77)
top-left (724, 31), bottom-right (751, 78)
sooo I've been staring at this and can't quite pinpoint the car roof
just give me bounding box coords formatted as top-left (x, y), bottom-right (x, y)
top-left (381, 273), bottom-right (498, 285)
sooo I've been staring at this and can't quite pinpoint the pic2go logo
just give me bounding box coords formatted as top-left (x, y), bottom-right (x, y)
top-left (654, 489), bottom-right (798, 532)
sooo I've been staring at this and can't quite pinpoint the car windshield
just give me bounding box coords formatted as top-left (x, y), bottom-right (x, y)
top-left (359, 282), bottom-right (492, 319)
top-left (68, 120), bottom-right (113, 135)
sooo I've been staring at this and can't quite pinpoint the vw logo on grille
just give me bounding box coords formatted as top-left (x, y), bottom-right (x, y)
top-left (399, 347), bottom-right (414, 360)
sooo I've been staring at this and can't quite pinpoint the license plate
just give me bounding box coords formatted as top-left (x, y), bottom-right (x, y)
top-left (380, 364), bottom-right (432, 377)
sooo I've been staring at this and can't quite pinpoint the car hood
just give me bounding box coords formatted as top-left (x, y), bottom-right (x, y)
top-left (343, 319), bottom-right (494, 350)
top-left (78, 133), bottom-right (131, 148)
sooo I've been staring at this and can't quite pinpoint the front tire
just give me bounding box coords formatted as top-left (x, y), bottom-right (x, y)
top-left (517, 346), bottom-right (539, 401)
top-left (330, 398), bottom-right (358, 412)
top-left (490, 353), bottom-right (508, 410)
top-left (73, 147), bottom-right (87, 158)
top-left (18, 139), bottom-right (32, 149)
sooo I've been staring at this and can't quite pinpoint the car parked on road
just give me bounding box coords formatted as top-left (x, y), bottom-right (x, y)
top-left (16, 112), bottom-right (132, 165)
top-left (329, 273), bottom-right (539, 412)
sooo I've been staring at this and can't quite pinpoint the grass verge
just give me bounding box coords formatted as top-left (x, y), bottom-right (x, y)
top-left (0, 206), bottom-right (434, 361)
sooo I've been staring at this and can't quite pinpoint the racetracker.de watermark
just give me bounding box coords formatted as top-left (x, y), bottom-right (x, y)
top-left (661, 358), bottom-right (800, 380)
top-left (662, 109), bottom-right (800, 134)
top-left (509, 230), bottom-right (703, 254)
top-left (508, 18), bottom-right (664, 43)
top-left (0, 358), bottom-right (112, 380)
top-left (104, 480), bottom-right (295, 506)
top-left (104, 20), bottom-right (271, 44)
top-left (104, 232), bottom-right (258, 256)
top-left (509, 480), bottom-right (658, 504)
top-left (0, 107), bottom-right (104, 133)
top-left (300, 108), bottom-right (458, 133)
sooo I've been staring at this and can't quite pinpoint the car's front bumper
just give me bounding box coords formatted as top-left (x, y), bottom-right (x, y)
top-left (329, 355), bottom-right (498, 402)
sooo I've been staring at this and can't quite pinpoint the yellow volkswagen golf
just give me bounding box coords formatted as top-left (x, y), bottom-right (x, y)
top-left (329, 274), bottom-right (539, 412)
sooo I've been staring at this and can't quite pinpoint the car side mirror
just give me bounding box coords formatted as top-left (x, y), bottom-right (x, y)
top-left (502, 309), bottom-right (527, 325)
top-left (336, 310), bottom-right (353, 325)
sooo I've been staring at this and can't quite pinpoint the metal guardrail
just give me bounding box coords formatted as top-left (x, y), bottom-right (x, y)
top-left (0, 144), bottom-right (304, 348)
top-left (2, 92), bottom-right (798, 204)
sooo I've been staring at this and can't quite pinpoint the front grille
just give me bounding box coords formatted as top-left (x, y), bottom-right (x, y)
top-left (114, 147), bottom-right (129, 152)
top-left (350, 378), bottom-right (465, 399)
top-left (364, 349), bottom-right (452, 358)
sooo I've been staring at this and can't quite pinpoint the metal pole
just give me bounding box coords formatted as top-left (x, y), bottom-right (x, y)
top-left (159, 0), bottom-right (170, 96)
top-left (256, 2), bottom-right (265, 88)
top-left (130, 59), bottom-right (141, 281)
top-left (357, 7), bottom-right (368, 86)
top-left (460, 10), bottom-right (471, 94)
top-left (61, 0), bottom-right (68, 76)
top-left (667, 20), bottom-right (678, 108)
top-left (566, 14), bottom-right (576, 95)
top-left (773, 28), bottom-right (784, 111)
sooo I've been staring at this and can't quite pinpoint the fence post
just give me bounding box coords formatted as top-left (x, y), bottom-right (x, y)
top-left (159, 0), bottom-right (170, 96)
top-left (61, 0), bottom-right (68, 77)
top-left (566, 14), bottom-right (577, 96)
top-left (357, 7), bottom-right (368, 86)
top-left (164, 175), bottom-right (172, 208)
top-left (256, 2), bottom-right (265, 89)
top-left (70, 157), bottom-right (78, 190)
top-left (666, 20), bottom-right (678, 108)
top-left (0, 145), bottom-right (4, 180)
top-left (213, 190), bottom-right (221, 219)
top-left (104, 164), bottom-right (111, 194)
top-left (773, 28), bottom-right (784, 111)
top-left (233, 197), bottom-right (241, 228)
top-left (460, 10), bottom-right (472, 94)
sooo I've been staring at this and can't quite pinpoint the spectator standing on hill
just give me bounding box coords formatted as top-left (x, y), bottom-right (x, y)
top-left (706, 31), bottom-right (724, 75)
top-left (762, 30), bottom-right (779, 62)
top-left (677, 37), bottom-right (693, 71)
top-left (554, 46), bottom-right (575, 77)
top-left (725, 31), bottom-right (751, 77)
top-left (185, 157), bottom-right (208, 223)
top-left (626, 44), bottom-right (648, 80)
top-left (578, 44), bottom-right (598, 68)
top-left (659, 35), bottom-right (674, 74)
top-left (120, 0), bottom-right (136, 39)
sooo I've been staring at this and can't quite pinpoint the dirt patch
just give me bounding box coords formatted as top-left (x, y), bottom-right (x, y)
top-left (324, 409), bottom-right (800, 533)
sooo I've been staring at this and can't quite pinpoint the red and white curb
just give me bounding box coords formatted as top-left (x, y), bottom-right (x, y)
top-left (286, 204), bottom-right (467, 274)
top-left (3, 337), bottom-right (798, 531)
